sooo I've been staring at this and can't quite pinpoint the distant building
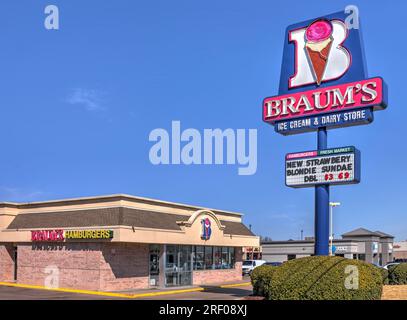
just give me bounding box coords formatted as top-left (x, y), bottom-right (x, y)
top-left (243, 246), bottom-right (262, 260)
top-left (261, 228), bottom-right (394, 266)
top-left (393, 241), bottom-right (407, 261)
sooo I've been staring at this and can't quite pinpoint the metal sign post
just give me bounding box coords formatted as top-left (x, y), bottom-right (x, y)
top-left (315, 127), bottom-right (329, 255)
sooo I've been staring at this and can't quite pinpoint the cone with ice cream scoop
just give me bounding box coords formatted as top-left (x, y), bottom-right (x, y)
top-left (305, 19), bottom-right (333, 85)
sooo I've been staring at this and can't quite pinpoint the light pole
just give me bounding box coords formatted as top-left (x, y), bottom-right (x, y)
top-left (329, 202), bottom-right (341, 256)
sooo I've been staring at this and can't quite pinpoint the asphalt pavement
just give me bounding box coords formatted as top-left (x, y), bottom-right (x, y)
top-left (0, 282), bottom-right (253, 300)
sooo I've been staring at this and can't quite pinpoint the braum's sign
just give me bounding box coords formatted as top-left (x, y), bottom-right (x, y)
top-left (263, 12), bottom-right (388, 135)
top-left (285, 146), bottom-right (360, 188)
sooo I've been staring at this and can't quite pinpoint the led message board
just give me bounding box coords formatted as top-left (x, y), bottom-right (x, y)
top-left (285, 146), bottom-right (360, 188)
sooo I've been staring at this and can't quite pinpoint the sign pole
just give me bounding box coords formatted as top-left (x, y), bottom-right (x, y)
top-left (315, 127), bottom-right (330, 255)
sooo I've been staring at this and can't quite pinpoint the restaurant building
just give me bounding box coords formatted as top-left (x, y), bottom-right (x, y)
top-left (262, 228), bottom-right (394, 266)
top-left (0, 194), bottom-right (259, 291)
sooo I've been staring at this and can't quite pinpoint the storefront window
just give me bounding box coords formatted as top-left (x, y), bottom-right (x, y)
top-left (230, 247), bottom-right (235, 267)
top-left (204, 246), bottom-right (213, 269)
top-left (193, 246), bottom-right (235, 270)
top-left (358, 254), bottom-right (366, 261)
top-left (221, 247), bottom-right (230, 269)
top-left (214, 247), bottom-right (222, 269)
top-left (194, 246), bottom-right (204, 270)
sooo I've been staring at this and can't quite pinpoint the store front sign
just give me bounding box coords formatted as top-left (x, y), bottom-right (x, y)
top-left (31, 230), bottom-right (64, 242)
top-left (65, 229), bottom-right (113, 240)
top-left (31, 229), bottom-right (114, 241)
top-left (274, 107), bottom-right (374, 135)
top-left (286, 146), bottom-right (360, 188)
top-left (201, 218), bottom-right (212, 240)
top-left (263, 12), bottom-right (388, 135)
top-left (334, 246), bottom-right (350, 253)
top-left (264, 77), bottom-right (386, 128)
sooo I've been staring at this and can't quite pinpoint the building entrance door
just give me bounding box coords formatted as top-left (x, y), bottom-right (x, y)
top-left (165, 245), bottom-right (192, 287)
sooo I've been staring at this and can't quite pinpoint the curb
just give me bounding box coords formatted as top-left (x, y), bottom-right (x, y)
top-left (219, 282), bottom-right (252, 288)
top-left (0, 281), bottom-right (134, 299)
top-left (0, 281), bottom-right (205, 299)
top-left (132, 287), bottom-right (204, 298)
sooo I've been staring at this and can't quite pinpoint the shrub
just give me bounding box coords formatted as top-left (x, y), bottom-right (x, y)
top-left (250, 265), bottom-right (277, 297)
top-left (388, 263), bottom-right (407, 285)
top-left (265, 256), bottom-right (383, 300)
top-left (379, 267), bottom-right (389, 285)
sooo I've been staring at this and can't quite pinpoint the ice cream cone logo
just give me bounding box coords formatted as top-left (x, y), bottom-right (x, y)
top-left (201, 218), bottom-right (212, 240)
top-left (305, 19), bottom-right (334, 85)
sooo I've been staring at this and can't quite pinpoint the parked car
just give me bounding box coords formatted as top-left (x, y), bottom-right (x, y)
top-left (242, 260), bottom-right (266, 275)
top-left (265, 262), bottom-right (283, 267)
top-left (383, 262), bottom-right (400, 270)
top-left (371, 262), bottom-right (383, 268)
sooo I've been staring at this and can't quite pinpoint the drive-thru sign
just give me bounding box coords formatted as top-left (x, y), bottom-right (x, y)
top-left (262, 11), bottom-right (388, 255)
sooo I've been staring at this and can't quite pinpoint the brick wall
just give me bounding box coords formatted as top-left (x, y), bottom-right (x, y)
top-left (0, 244), bottom-right (15, 282)
top-left (394, 251), bottom-right (407, 260)
top-left (16, 242), bottom-right (149, 291)
top-left (99, 243), bottom-right (149, 291)
top-left (17, 243), bottom-right (102, 290)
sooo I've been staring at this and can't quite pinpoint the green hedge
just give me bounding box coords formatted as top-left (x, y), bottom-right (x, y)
top-left (379, 267), bottom-right (389, 285)
top-left (388, 263), bottom-right (407, 285)
top-left (263, 256), bottom-right (383, 300)
top-left (250, 265), bottom-right (277, 297)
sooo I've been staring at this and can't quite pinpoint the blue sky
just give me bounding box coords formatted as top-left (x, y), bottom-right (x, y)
top-left (0, 0), bottom-right (405, 240)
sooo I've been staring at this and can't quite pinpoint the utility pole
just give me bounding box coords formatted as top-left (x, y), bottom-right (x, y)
top-left (329, 202), bottom-right (341, 256)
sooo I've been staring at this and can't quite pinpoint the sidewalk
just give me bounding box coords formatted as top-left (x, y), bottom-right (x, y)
top-left (114, 277), bottom-right (252, 298)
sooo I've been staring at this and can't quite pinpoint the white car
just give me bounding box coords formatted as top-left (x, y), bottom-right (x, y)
top-left (242, 260), bottom-right (266, 275)
top-left (383, 262), bottom-right (400, 270)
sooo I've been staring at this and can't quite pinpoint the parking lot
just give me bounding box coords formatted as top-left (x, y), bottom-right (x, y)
top-left (0, 281), bottom-right (253, 300)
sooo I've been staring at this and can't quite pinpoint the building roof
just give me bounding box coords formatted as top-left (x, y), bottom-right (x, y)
top-left (341, 227), bottom-right (393, 238)
top-left (342, 228), bottom-right (379, 237)
top-left (374, 230), bottom-right (394, 238)
top-left (6, 207), bottom-right (254, 236)
top-left (261, 239), bottom-right (356, 245)
top-left (0, 193), bottom-right (242, 217)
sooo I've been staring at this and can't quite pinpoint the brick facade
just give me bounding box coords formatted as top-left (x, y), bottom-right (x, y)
top-left (14, 242), bottom-right (149, 291)
top-left (0, 244), bottom-right (15, 282)
top-left (99, 243), bottom-right (149, 291)
top-left (1, 243), bottom-right (244, 291)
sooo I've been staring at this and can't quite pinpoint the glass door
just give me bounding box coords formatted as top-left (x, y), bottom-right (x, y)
top-left (165, 245), bottom-right (192, 287)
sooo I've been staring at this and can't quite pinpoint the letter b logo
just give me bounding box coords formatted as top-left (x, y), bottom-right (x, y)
top-left (289, 20), bottom-right (351, 88)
